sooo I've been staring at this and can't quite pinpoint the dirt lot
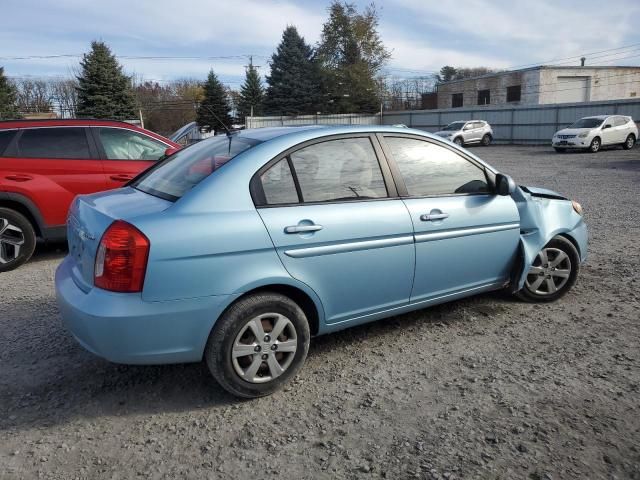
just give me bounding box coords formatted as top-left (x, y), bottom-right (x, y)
top-left (1, 145), bottom-right (639, 480)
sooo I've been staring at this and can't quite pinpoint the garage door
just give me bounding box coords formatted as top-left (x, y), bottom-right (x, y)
top-left (555, 76), bottom-right (590, 103)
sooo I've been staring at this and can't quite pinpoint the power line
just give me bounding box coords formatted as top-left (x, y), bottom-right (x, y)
top-left (0, 53), bottom-right (270, 61)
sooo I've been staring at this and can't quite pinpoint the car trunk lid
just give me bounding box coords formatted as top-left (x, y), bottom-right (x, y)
top-left (67, 187), bottom-right (172, 291)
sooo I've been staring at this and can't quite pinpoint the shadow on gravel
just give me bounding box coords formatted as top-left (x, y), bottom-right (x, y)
top-left (29, 241), bottom-right (68, 265)
top-left (1, 290), bottom-right (518, 432)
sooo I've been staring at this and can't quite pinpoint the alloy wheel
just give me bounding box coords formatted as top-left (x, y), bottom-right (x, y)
top-left (231, 313), bottom-right (298, 383)
top-left (0, 218), bottom-right (25, 265)
top-left (626, 136), bottom-right (635, 149)
top-left (524, 247), bottom-right (572, 296)
top-left (590, 138), bottom-right (600, 152)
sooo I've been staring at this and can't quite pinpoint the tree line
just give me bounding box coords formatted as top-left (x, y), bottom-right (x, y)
top-left (0, 1), bottom-right (496, 134)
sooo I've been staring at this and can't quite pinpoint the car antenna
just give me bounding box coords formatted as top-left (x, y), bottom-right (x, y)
top-left (200, 104), bottom-right (233, 136)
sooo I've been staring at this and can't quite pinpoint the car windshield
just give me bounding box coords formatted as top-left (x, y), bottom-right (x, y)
top-left (132, 135), bottom-right (261, 201)
top-left (569, 118), bottom-right (604, 128)
top-left (442, 122), bottom-right (465, 131)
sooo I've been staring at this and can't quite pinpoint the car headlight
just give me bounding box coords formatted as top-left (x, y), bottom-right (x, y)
top-left (578, 132), bottom-right (590, 138)
top-left (572, 200), bottom-right (583, 215)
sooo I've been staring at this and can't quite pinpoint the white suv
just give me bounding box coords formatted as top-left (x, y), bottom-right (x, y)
top-left (434, 120), bottom-right (493, 147)
top-left (552, 115), bottom-right (637, 153)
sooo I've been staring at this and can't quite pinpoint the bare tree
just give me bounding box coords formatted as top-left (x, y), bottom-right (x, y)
top-left (50, 79), bottom-right (78, 118)
top-left (380, 75), bottom-right (437, 111)
top-left (14, 79), bottom-right (53, 113)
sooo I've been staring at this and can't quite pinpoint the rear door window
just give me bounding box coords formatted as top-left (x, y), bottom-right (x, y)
top-left (98, 128), bottom-right (168, 161)
top-left (613, 116), bottom-right (628, 127)
top-left (0, 130), bottom-right (16, 156)
top-left (17, 128), bottom-right (91, 159)
top-left (260, 159), bottom-right (299, 205)
top-left (289, 137), bottom-right (388, 202)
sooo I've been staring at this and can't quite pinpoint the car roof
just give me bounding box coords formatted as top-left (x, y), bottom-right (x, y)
top-left (0, 118), bottom-right (144, 129)
top-left (581, 115), bottom-right (611, 120)
top-left (236, 124), bottom-right (443, 143)
top-left (0, 118), bottom-right (179, 146)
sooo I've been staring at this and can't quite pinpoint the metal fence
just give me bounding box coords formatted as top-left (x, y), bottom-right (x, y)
top-left (245, 113), bottom-right (381, 129)
top-left (382, 98), bottom-right (640, 144)
top-left (246, 98), bottom-right (640, 144)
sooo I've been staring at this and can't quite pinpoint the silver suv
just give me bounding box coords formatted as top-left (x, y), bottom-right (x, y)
top-left (434, 120), bottom-right (493, 147)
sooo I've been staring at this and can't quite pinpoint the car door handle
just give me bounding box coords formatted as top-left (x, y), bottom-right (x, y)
top-left (5, 174), bottom-right (33, 182)
top-left (109, 174), bottom-right (134, 182)
top-left (284, 224), bottom-right (323, 234)
top-left (420, 213), bottom-right (449, 221)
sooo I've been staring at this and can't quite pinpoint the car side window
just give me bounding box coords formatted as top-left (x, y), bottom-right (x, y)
top-left (289, 137), bottom-right (388, 203)
top-left (385, 137), bottom-right (489, 196)
top-left (98, 128), bottom-right (167, 161)
top-left (613, 116), bottom-right (627, 127)
top-left (260, 159), bottom-right (299, 205)
top-left (17, 128), bottom-right (91, 159)
top-left (0, 130), bottom-right (16, 156)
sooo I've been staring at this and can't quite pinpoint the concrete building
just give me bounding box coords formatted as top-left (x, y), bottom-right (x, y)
top-left (436, 66), bottom-right (640, 110)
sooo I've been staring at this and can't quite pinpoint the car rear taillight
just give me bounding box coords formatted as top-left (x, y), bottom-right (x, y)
top-left (94, 220), bottom-right (149, 293)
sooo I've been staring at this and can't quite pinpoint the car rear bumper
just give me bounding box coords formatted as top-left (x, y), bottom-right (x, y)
top-left (55, 256), bottom-right (234, 364)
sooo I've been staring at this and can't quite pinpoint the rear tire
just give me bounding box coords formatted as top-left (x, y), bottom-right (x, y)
top-left (481, 134), bottom-right (492, 146)
top-left (516, 236), bottom-right (580, 303)
top-left (589, 137), bottom-right (601, 153)
top-left (623, 134), bottom-right (635, 150)
top-left (204, 292), bottom-right (310, 398)
top-left (0, 208), bottom-right (36, 273)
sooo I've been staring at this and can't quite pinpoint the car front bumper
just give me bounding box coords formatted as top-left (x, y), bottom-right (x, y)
top-left (55, 256), bottom-right (235, 365)
top-left (552, 138), bottom-right (590, 148)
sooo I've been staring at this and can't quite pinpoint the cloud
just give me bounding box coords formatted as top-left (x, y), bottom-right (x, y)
top-left (393, 0), bottom-right (640, 64)
top-left (1, 0), bottom-right (639, 84)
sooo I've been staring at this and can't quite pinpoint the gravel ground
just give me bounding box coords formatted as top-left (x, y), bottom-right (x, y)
top-left (1, 145), bottom-right (639, 480)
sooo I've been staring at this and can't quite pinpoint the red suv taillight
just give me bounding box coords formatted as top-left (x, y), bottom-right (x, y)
top-left (94, 220), bottom-right (150, 293)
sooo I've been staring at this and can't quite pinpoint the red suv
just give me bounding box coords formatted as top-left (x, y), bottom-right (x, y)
top-left (0, 119), bottom-right (180, 271)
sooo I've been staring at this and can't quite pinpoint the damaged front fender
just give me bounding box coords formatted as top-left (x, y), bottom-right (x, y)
top-left (510, 186), bottom-right (588, 292)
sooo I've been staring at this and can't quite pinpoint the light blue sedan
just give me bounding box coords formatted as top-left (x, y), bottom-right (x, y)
top-left (55, 126), bottom-right (587, 398)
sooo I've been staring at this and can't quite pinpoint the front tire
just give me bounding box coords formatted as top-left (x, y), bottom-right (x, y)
top-left (589, 137), bottom-right (601, 153)
top-left (516, 236), bottom-right (580, 303)
top-left (623, 134), bottom-right (635, 150)
top-left (554, 147), bottom-right (566, 153)
top-left (481, 134), bottom-right (492, 146)
top-left (453, 137), bottom-right (464, 147)
top-left (0, 208), bottom-right (37, 273)
top-left (204, 292), bottom-right (310, 398)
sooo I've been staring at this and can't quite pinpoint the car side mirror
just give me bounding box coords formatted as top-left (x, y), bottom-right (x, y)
top-left (165, 147), bottom-right (179, 157)
top-left (602, 124), bottom-right (612, 130)
top-left (495, 173), bottom-right (516, 196)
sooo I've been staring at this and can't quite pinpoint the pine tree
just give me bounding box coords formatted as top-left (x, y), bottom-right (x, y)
top-left (196, 70), bottom-right (232, 133)
top-left (237, 62), bottom-right (264, 123)
top-left (76, 41), bottom-right (137, 119)
top-left (316, 1), bottom-right (390, 113)
top-left (0, 67), bottom-right (20, 119)
top-left (264, 26), bottom-right (320, 116)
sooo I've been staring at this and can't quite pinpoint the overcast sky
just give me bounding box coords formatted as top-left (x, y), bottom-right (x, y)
top-left (2, 0), bottom-right (639, 87)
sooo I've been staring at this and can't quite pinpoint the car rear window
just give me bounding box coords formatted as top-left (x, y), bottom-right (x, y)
top-left (18, 127), bottom-right (91, 159)
top-left (0, 130), bottom-right (16, 156)
top-left (132, 135), bottom-right (261, 201)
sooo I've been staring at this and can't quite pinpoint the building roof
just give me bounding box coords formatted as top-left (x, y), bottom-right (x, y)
top-left (437, 65), bottom-right (640, 86)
